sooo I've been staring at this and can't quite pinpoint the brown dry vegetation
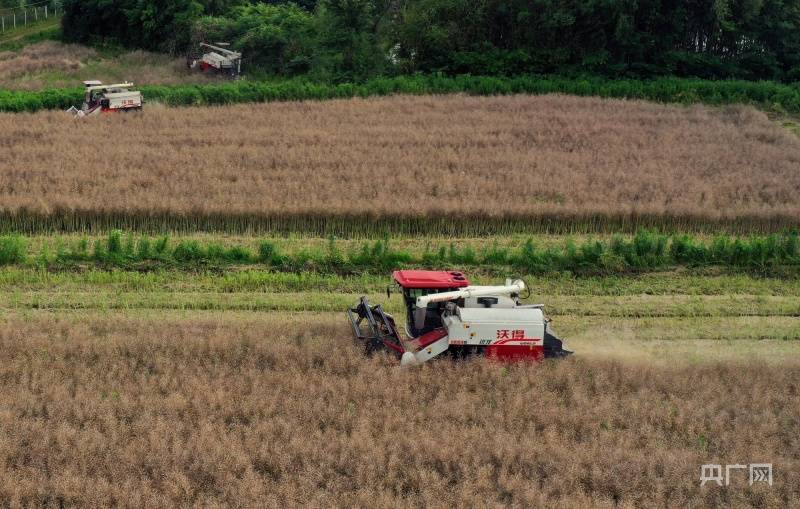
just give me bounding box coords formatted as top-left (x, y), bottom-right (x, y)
top-left (1, 95), bottom-right (799, 232)
top-left (0, 41), bottom-right (207, 90)
top-left (0, 314), bottom-right (798, 507)
top-left (0, 41), bottom-right (95, 82)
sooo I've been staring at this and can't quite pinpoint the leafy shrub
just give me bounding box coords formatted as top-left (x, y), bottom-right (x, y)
top-left (154, 236), bottom-right (170, 257)
top-left (173, 240), bottom-right (204, 261)
top-left (0, 235), bottom-right (26, 265)
top-left (136, 237), bottom-right (152, 260)
top-left (107, 230), bottom-right (123, 256)
top-left (258, 241), bottom-right (280, 264)
top-left (225, 245), bottom-right (252, 263)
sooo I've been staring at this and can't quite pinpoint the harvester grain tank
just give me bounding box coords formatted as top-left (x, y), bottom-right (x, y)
top-left (348, 270), bottom-right (571, 365)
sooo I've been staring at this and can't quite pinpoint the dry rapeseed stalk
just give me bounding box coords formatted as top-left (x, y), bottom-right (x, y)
top-left (0, 315), bottom-right (797, 507)
top-left (0, 94), bottom-right (798, 231)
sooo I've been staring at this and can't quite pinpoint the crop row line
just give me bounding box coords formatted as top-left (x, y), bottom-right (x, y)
top-left (0, 210), bottom-right (798, 236)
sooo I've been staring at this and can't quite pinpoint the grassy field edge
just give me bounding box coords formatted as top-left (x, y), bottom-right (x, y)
top-left (2, 73), bottom-right (800, 113)
top-left (3, 230), bottom-right (799, 276)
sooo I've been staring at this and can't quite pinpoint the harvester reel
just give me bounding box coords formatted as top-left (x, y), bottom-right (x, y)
top-left (347, 297), bottom-right (403, 356)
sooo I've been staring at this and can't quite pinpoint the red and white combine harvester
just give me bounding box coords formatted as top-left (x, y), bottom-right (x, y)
top-left (67, 81), bottom-right (143, 118)
top-left (348, 270), bottom-right (571, 365)
top-left (187, 43), bottom-right (243, 78)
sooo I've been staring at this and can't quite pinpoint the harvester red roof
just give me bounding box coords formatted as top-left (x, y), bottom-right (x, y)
top-left (392, 270), bottom-right (470, 289)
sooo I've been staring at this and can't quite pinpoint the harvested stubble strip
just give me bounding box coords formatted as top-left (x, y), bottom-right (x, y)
top-left (1, 94), bottom-right (799, 234)
top-left (0, 315), bottom-right (798, 507)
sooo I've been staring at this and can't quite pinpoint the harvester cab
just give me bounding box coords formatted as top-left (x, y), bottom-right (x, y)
top-left (67, 81), bottom-right (143, 118)
top-left (348, 270), bottom-right (571, 366)
top-left (395, 270), bottom-right (470, 337)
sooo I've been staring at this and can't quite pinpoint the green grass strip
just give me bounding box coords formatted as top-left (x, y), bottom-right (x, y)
top-left (3, 229), bottom-right (800, 275)
top-left (2, 74), bottom-right (800, 113)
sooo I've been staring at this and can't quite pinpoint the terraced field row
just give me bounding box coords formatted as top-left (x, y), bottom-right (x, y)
top-left (2, 95), bottom-right (799, 233)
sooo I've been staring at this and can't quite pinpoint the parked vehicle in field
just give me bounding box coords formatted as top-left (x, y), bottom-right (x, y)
top-left (187, 42), bottom-right (242, 78)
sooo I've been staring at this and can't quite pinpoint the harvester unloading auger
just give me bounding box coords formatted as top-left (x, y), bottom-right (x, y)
top-left (348, 270), bottom-right (571, 365)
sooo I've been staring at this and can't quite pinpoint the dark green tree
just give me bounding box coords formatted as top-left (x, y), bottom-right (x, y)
top-left (313, 0), bottom-right (393, 81)
top-left (197, 2), bottom-right (314, 74)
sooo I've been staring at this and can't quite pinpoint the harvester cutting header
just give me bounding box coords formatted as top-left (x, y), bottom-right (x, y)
top-left (348, 270), bottom-right (571, 365)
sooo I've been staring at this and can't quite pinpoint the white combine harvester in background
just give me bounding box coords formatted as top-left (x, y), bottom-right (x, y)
top-left (67, 80), bottom-right (143, 118)
top-left (187, 42), bottom-right (243, 79)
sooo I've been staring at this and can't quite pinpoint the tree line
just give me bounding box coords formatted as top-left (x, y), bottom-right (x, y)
top-left (61, 0), bottom-right (800, 82)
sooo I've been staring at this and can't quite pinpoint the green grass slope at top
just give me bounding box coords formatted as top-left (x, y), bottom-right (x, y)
top-left (0, 15), bottom-right (61, 51)
top-left (1, 73), bottom-right (800, 113)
